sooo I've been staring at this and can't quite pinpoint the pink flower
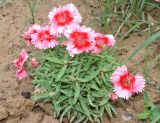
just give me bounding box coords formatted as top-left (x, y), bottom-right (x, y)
top-left (111, 65), bottom-right (145, 100)
top-left (109, 93), bottom-right (118, 102)
top-left (13, 49), bottom-right (28, 70)
top-left (91, 43), bottom-right (102, 54)
top-left (132, 75), bottom-right (146, 93)
top-left (92, 33), bottom-right (116, 54)
top-left (104, 34), bottom-right (116, 47)
top-left (16, 68), bottom-right (27, 80)
top-left (31, 26), bottom-right (58, 50)
top-left (49, 3), bottom-right (82, 35)
top-left (22, 24), bottom-right (41, 46)
top-left (31, 57), bottom-right (39, 68)
top-left (65, 26), bottom-right (95, 57)
top-left (13, 49), bottom-right (28, 80)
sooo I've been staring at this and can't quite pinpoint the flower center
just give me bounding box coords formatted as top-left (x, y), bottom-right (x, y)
top-left (95, 43), bottom-right (101, 49)
top-left (120, 73), bottom-right (135, 89)
top-left (70, 31), bottom-right (91, 49)
top-left (54, 10), bottom-right (73, 26)
top-left (38, 30), bottom-right (55, 42)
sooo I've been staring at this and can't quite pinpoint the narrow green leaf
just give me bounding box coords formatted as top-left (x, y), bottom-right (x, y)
top-left (56, 66), bottom-right (67, 81)
top-left (60, 106), bottom-right (71, 123)
top-left (75, 116), bottom-right (86, 123)
top-left (60, 89), bottom-right (69, 95)
top-left (100, 98), bottom-right (109, 106)
top-left (100, 106), bottom-right (105, 118)
top-left (79, 97), bottom-right (90, 117)
top-left (70, 114), bottom-right (76, 123)
top-left (44, 56), bottom-right (64, 64)
top-left (87, 94), bottom-right (97, 108)
top-left (129, 31), bottom-right (160, 60)
top-left (32, 79), bottom-right (48, 83)
top-left (75, 105), bottom-right (85, 114)
top-left (119, 23), bottom-right (141, 42)
top-left (105, 103), bottom-right (112, 118)
top-left (73, 83), bottom-right (81, 104)
top-left (143, 91), bottom-right (153, 107)
top-left (92, 90), bottom-right (106, 97)
top-left (55, 83), bottom-right (61, 94)
top-left (53, 103), bottom-right (61, 117)
top-left (31, 93), bottom-right (50, 100)
top-left (78, 70), bottom-right (100, 82)
top-left (75, 64), bottom-right (82, 77)
top-left (90, 83), bottom-right (100, 90)
top-left (57, 96), bottom-right (68, 104)
top-left (110, 104), bottom-right (117, 115)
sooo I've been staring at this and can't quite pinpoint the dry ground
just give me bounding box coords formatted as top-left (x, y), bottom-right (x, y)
top-left (0, 0), bottom-right (159, 123)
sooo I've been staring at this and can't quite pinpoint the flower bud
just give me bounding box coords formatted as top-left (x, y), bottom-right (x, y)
top-left (109, 93), bottom-right (118, 102)
top-left (31, 57), bottom-right (39, 68)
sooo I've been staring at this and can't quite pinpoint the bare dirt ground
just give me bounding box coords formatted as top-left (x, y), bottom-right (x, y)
top-left (0, 0), bottom-right (160, 123)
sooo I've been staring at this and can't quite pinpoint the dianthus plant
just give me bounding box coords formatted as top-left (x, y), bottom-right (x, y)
top-left (13, 3), bottom-right (145, 123)
top-left (32, 47), bottom-right (117, 122)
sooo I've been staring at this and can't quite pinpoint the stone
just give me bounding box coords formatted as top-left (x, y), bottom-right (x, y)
top-left (19, 112), bottom-right (44, 123)
top-left (0, 105), bottom-right (8, 120)
top-left (41, 115), bottom-right (59, 123)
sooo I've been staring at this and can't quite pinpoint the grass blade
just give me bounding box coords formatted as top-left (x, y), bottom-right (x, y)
top-left (119, 23), bottom-right (141, 42)
top-left (79, 97), bottom-right (90, 117)
top-left (73, 83), bottom-right (81, 104)
top-left (56, 66), bottom-right (67, 81)
top-left (105, 103), bottom-right (113, 118)
top-left (129, 31), bottom-right (160, 60)
top-left (44, 56), bottom-right (64, 65)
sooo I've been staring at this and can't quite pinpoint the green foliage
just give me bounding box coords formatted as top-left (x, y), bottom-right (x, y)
top-left (25, 0), bottom-right (37, 24)
top-left (101, 0), bottom-right (160, 25)
top-left (94, 0), bottom-right (160, 41)
top-left (129, 31), bottom-right (160, 60)
top-left (138, 92), bottom-right (160, 123)
top-left (31, 46), bottom-right (117, 122)
top-left (94, 0), bottom-right (160, 78)
top-left (128, 31), bottom-right (160, 77)
top-left (0, 0), bottom-right (12, 7)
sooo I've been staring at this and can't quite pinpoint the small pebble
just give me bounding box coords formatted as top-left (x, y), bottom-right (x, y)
top-left (21, 92), bottom-right (31, 99)
top-left (121, 114), bottom-right (132, 121)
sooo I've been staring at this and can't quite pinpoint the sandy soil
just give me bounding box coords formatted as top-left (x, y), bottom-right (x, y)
top-left (0, 0), bottom-right (159, 123)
